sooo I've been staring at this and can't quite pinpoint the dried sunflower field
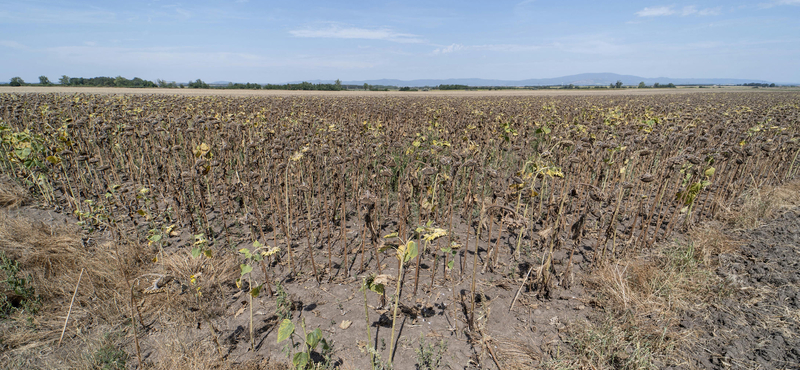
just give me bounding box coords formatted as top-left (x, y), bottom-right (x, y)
top-left (1, 90), bottom-right (799, 370)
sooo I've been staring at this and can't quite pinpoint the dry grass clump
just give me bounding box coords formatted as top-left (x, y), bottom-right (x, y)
top-left (0, 183), bottom-right (144, 369)
top-left (136, 327), bottom-right (290, 370)
top-left (561, 222), bottom-right (736, 369)
top-left (726, 180), bottom-right (800, 229)
top-left (161, 250), bottom-right (239, 298)
top-left (0, 212), bottom-right (84, 300)
top-left (546, 318), bottom-right (666, 370)
top-left (491, 336), bottom-right (541, 369)
top-left (593, 221), bottom-right (735, 315)
top-left (148, 249), bottom-right (239, 323)
top-left (0, 176), bottom-right (27, 209)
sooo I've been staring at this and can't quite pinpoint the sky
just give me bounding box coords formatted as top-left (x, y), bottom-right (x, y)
top-left (1, 0), bottom-right (799, 84)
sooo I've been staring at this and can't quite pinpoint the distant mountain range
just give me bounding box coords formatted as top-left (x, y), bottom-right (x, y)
top-left (269, 73), bottom-right (775, 87)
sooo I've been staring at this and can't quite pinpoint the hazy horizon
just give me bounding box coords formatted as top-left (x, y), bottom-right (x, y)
top-left (2, 1), bottom-right (799, 84)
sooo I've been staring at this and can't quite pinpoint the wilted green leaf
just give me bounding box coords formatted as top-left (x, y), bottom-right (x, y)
top-left (240, 264), bottom-right (253, 276)
top-left (400, 241), bottom-right (418, 263)
top-left (191, 247), bottom-right (201, 259)
top-left (277, 319), bottom-right (294, 343)
top-left (293, 352), bottom-right (309, 370)
top-left (15, 147), bottom-right (31, 160)
top-left (321, 337), bottom-right (331, 351)
top-left (306, 328), bottom-right (322, 350)
top-left (250, 284), bottom-right (262, 298)
top-left (364, 275), bottom-right (386, 295)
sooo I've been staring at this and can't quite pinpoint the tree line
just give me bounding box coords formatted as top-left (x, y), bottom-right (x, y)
top-left (5, 76), bottom-right (784, 90)
top-left (4, 76), bottom-right (349, 91)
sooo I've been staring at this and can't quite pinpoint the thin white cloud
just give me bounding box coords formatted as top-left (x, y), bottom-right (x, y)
top-left (636, 6), bottom-right (675, 17)
top-left (636, 5), bottom-right (721, 17)
top-left (760, 0), bottom-right (800, 7)
top-left (0, 40), bottom-right (26, 49)
top-left (697, 7), bottom-right (722, 15)
top-left (290, 26), bottom-right (424, 43)
top-left (433, 44), bottom-right (464, 54)
top-left (433, 43), bottom-right (541, 55)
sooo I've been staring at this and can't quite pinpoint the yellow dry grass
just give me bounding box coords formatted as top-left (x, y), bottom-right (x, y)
top-left (0, 178), bottom-right (244, 369)
top-left (726, 180), bottom-right (800, 229)
top-left (0, 176), bottom-right (27, 209)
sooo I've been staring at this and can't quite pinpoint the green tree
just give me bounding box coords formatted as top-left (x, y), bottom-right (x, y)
top-left (188, 79), bottom-right (208, 89)
top-left (638, 81), bottom-right (646, 88)
top-left (335, 79), bottom-right (342, 90)
top-left (615, 80), bottom-right (623, 89)
top-left (363, 83), bottom-right (369, 90)
top-left (59, 75), bottom-right (70, 85)
top-left (39, 76), bottom-right (51, 85)
top-left (9, 77), bottom-right (24, 86)
top-left (653, 82), bottom-right (661, 88)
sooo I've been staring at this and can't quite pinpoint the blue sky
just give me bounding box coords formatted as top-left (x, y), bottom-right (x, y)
top-left (1, 0), bottom-right (799, 83)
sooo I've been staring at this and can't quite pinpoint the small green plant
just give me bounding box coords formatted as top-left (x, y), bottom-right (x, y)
top-left (414, 334), bottom-right (448, 370)
top-left (441, 242), bottom-right (459, 270)
top-left (390, 239), bottom-right (418, 363)
top-left (89, 340), bottom-right (128, 370)
top-left (74, 199), bottom-right (110, 232)
top-left (275, 280), bottom-right (292, 321)
top-left (190, 233), bottom-right (212, 258)
top-left (0, 251), bottom-right (39, 318)
top-left (277, 317), bottom-right (332, 370)
top-left (238, 240), bottom-right (277, 350)
top-left (361, 274), bottom-right (389, 370)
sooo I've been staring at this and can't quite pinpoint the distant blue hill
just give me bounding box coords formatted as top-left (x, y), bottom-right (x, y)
top-left (285, 73), bottom-right (774, 87)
